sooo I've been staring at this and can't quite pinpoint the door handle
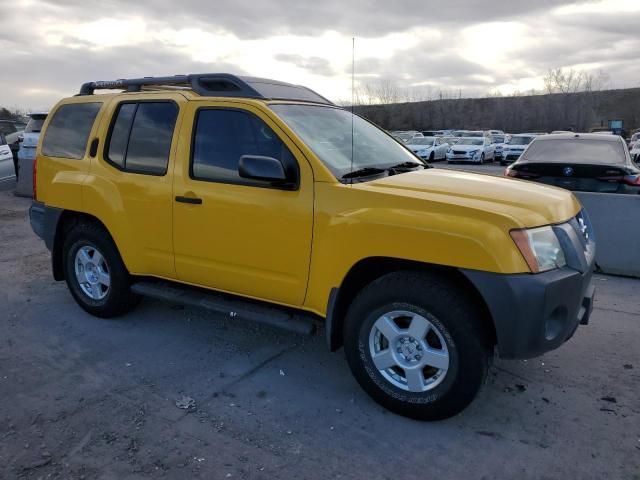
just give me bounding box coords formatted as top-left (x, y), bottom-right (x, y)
top-left (175, 195), bottom-right (202, 205)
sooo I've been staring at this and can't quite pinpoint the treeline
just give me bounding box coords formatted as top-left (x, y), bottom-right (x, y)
top-left (354, 88), bottom-right (640, 134)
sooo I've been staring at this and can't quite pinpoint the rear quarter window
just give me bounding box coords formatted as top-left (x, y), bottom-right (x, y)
top-left (42, 103), bottom-right (101, 159)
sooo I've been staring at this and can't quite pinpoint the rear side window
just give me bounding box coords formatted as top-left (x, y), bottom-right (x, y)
top-left (42, 104), bottom-right (100, 159)
top-left (191, 109), bottom-right (296, 184)
top-left (106, 102), bottom-right (178, 175)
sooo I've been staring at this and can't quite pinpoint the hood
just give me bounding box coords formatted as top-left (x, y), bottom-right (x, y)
top-left (360, 168), bottom-right (581, 227)
top-left (406, 143), bottom-right (433, 151)
top-left (21, 132), bottom-right (39, 148)
top-left (450, 144), bottom-right (482, 151)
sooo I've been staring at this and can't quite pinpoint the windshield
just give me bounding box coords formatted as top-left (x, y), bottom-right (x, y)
top-left (25, 116), bottom-right (47, 133)
top-left (456, 138), bottom-right (484, 146)
top-left (509, 136), bottom-right (534, 145)
top-left (520, 139), bottom-right (626, 164)
top-left (459, 131), bottom-right (483, 137)
top-left (409, 137), bottom-right (435, 145)
top-left (396, 132), bottom-right (415, 141)
top-left (271, 104), bottom-right (421, 178)
top-left (442, 137), bottom-right (458, 144)
top-left (492, 135), bottom-right (505, 143)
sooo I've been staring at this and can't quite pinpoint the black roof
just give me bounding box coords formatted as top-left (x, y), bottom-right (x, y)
top-left (78, 73), bottom-right (333, 105)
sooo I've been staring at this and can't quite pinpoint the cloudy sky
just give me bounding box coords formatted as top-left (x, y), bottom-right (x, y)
top-left (2, 0), bottom-right (640, 110)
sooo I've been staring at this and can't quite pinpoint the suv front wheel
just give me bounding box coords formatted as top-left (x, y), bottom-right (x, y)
top-left (343, 271), bottom-right (492, 420)
top-left (63, 222), bottom-right (140, 318)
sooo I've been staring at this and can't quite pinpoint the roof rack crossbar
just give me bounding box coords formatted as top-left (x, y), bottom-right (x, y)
top-left (77, 73), bottom-right (334, 105)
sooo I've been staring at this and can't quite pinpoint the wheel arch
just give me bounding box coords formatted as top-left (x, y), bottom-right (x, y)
top-left (51, 210), bottom-right (118, 281)
top-left (325, 257), bottom-right (497, 352)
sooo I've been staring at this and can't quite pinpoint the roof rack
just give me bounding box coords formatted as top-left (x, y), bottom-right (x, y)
top-left (78, 73), bottom-right (334, 105)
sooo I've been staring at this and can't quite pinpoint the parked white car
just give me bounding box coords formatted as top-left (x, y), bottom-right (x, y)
top-left (393, 131), bottom-right (423, 143)
top-left (630, 141), bottom-right (640, 163)
top-left (500, 133), bottom-right (537, 165)
top-left (405, 136), bottom-right (449, 162)
top-left (446, 137), bottom-right (495, 163)
top-left (491, 134), bottom-right (507, 161)
top-left (0, 135), bottom-right (15, 182)
top-left (458, 130), bottom-right (485, 138)
top-left (628, 132), bottom-right (640, 147)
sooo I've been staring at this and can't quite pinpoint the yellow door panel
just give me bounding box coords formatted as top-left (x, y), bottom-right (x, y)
top-left (172, 101), bottom-right (314, 306)
top-left (81, 92), bottom-right (188, 278)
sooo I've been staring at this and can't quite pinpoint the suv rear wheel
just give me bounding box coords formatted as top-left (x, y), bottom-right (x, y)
top-left (63, 222), bottom-right (140, 318)
top-left (343, 271), bottom-right (491, 420)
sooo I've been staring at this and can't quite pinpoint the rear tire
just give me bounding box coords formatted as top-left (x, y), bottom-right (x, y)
top-left (63, 222), bottom-right (140, 318)
top-left (343, 271), bottom-right (492, 420)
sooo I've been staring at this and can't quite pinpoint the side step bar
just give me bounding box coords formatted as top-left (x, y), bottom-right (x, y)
top-left (131, 281), bottom-right (318, 336)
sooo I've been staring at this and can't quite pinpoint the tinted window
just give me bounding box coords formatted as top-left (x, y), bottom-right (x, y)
top-left (107, 103), bottom-right (136, 168)
top-left (191, 109), bottom-right (295, 183)
top-left (521, 139), bottom-right (626, 164)
top-left (106, 102), bottom-right (178, 175)
top-left (42, 104), bottom-right (99, 159)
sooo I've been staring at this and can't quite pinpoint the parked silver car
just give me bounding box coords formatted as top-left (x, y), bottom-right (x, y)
top-left (0, 134), bottom-right (15, 182)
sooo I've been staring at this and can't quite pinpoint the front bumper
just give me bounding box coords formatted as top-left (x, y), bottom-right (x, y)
top-left (446, 155), bottom-right (480, 163)
top-left (461, 211), bottom-right (596, 359)
top-left (463, 267), bottom-right (594, 358)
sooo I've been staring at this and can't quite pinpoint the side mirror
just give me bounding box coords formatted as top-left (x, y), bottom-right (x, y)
top-left (238, 155), bottom-right (291, 186)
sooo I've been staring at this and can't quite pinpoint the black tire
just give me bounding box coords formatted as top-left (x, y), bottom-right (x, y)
top-left (63, 222), bottom-right (140, 318)
top-left (343, 271), bottom-right (492, 420)
top-left (479, 153), bottom-right (485, 164)
top-left (429, 152), bottom-right (435, 162)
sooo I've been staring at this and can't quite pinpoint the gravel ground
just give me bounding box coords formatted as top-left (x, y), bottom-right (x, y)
top-left (1, 184), bottom-right (639, 480)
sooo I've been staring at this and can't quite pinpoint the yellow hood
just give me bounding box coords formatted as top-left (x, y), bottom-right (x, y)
top-left (361, 168), bottom-right (581, 228)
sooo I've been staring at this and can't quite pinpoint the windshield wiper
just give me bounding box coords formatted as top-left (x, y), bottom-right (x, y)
top-left (341, 167), bottom-right (386, 180)
top-left (386, 161), bottom-right (428, 171)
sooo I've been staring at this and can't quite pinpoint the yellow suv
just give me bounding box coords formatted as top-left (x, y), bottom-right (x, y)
top-left (29, 74), bottom-right (596, 420)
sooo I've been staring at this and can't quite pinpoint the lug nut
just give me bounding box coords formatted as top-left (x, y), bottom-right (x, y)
top-left (415, 355), bottom-right (421, 361)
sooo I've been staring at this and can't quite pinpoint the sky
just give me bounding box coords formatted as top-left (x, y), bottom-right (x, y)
top-left (1, 0), bottom-right (640, 110)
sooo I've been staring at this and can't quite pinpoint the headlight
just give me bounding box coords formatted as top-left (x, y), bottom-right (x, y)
top-left (447, 148), bottom-right (452, 153)
top-left (510, 226), bottom-right (566, 273)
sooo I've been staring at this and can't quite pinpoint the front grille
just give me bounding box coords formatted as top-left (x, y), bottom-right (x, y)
top-left (452, 150), bottom-right (467, 155)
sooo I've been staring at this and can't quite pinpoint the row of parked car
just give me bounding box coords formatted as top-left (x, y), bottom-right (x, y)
top-left (0, 113), bottom-right (48, 183)
top-left (392, 128), bottom-right (640, 195)
top-left (390, 129), bottom-right (538, 165)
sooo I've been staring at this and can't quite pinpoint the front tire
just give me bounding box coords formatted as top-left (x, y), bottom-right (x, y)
top-left (343, 271), bottom-right (491, 420)
top-left (63, 222), bottom-right (140, 318)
